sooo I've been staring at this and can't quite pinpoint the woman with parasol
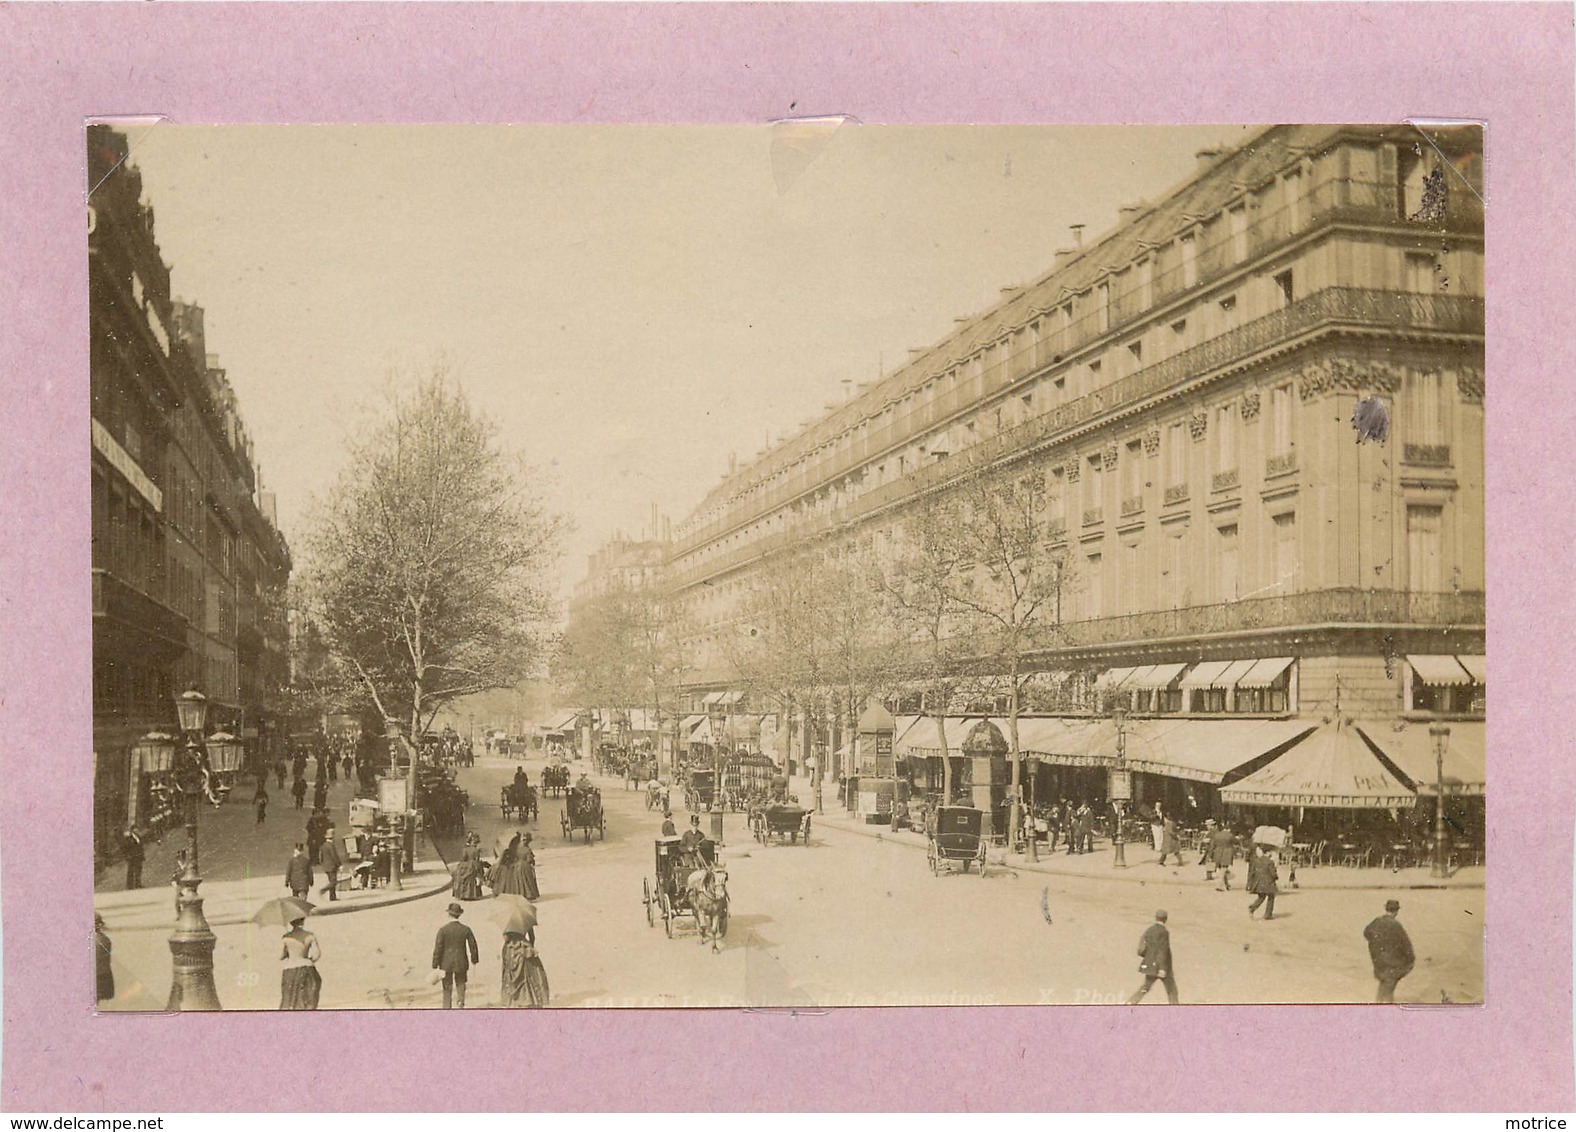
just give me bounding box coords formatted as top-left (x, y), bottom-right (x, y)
top-left (496, 897), bottom-right (549, 1008)
top-left (255, 896), bottom-right (321, 1009)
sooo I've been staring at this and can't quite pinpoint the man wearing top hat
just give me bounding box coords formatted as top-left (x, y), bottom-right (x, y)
top-left (432, 902), bottom-right (480, 1009)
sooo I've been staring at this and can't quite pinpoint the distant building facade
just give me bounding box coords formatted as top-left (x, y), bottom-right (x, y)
top-left (89, 126), bottom-right (292, 861)
top-left (665, 125), bottom-right (1485, 812)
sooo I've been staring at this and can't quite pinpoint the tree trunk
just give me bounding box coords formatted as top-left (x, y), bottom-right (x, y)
top-left (1008, 652), bottom-right (1022, 852)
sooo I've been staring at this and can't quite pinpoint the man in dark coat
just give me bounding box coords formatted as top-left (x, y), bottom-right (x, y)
top-left (1364, 899), bottom-right (1416, 1003)
top-left (319, 825), bottom-right (343, 902)
top-left (306, 809), bottom-right (328, 865)
top-left (432, 902), bottom-right (480, 1008)
top-left (1247, 846), bottom-right (1279, 920)
top-left (660, 812), bottom-right (678, 838)
top-left (1158, 814), bottom-right (1183, 867)
top-left (1205, 821), bottom-right (1238, 889)
top-left (122, 828), bottom-right (145, 890)
top-left (1127, 909), bottom-right (1179, 1004)
top-left (285, 844), bottom-right (314, 900)
top-left (313, 776), bottom-right (329, 812)
top-left (291, 775), bottom-right (308, 810)
top-left (274, 759), bottom-right (287, 790)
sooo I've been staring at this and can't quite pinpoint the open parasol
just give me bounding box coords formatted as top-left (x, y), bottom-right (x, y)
top-left (252, 896), bottom-right (316, 927)
top-left (489, 893), bottom-right (538, 935)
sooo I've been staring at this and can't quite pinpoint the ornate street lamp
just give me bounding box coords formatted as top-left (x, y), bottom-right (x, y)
top-left (167, 688), bottom-right (221, 1010)
top-left (1430, 723), bottom-right (1452, 878)
top-left (1111, 707), bottom-right (1129, 869)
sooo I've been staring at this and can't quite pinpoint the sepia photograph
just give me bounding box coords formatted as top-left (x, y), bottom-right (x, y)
top-left (88, 121), bottom-right (1485, 1012)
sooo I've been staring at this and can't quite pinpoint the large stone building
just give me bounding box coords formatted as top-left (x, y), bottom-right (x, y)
top-left (89, 126), bottom-right (292, 862)
top-left (665, 124), bottom-right (1485, 824)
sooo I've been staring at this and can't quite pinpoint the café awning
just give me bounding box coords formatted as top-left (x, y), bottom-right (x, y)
top-left (1408, 655), bottom-right (1472, 687)
top-left (1219, 720), bottom-right (1417, 808)
top-left (680, 714), bottom-right (707, 734)
top-left (1457, 655), bottom-right (1486, 684)
top-left (896, 716), bottom-right (982, 758)
top-left (1016, 717), bottom-right (1119, 768)
top-left (1355, 721), bottom-right (1485, 797)
top-left (1120, 718), bottom-right (1317, 784)
top-left (701, 692), bottom-right (726, 706)
top-left (1237, 657), bottom-right (1295, 689)
top-left (690, 717), bottom-right (718, 745)
top-left (717, 691), bottom-right (746, 706)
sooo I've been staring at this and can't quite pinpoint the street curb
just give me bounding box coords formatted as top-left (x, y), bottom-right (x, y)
top-left (821, 815), bottom-right (1486, 892)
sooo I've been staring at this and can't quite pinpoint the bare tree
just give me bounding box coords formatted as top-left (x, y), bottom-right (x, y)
top-left (306, 370), bottom-right (565, 761)
top-left (919, 468), bottom-right (1074, 840)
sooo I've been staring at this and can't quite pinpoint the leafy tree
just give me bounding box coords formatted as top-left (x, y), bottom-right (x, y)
top-left (306, 370), bottom-right (564, 751)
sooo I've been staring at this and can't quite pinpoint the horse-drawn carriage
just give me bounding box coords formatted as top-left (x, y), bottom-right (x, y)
top-left (560, 784), bottom-right (605, 843)
top-left (644, 778), bottom-right (671, 812)
top-left (641, 835), bottom-right (729, 947)
top-left (927, 806), bottom-right (988, 876)
top-left (624, 757), bottom-right (656, 790)
top-left (541, 764), bottom-right (570, 798)
top-left (500, 779), bottom-right (538, 822)
top-left (749, 802), bottom-right (812, 847)
top-left (683, 768), bottom-right (716, 812)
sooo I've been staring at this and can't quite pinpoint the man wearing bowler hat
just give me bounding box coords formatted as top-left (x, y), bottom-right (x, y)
top-left (432, 902), bottom-right (480, 1009)
top-left (1363, 899), bottom-right (1416, 1003)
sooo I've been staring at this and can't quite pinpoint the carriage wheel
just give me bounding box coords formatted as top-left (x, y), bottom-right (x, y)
top-left (660, 892), bottom-right (674, 937)
top-left (644, 878), bottom-right (654, 926)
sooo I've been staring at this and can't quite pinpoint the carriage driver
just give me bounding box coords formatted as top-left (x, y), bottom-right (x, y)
top-left (680, 814), bottom-right (708, 868)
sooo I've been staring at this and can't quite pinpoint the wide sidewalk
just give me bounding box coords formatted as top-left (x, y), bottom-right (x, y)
top-left (789, 775), bottom-right (1486, 892)
top-left (94, 770), bottom-right (456, 931)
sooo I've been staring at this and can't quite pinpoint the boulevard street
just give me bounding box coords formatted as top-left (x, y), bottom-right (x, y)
top-left (96, 755), bottom-right (1484, 1010)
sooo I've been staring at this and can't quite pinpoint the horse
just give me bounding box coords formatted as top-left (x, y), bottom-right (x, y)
top-left (685, 865), bottom-right (730, 952)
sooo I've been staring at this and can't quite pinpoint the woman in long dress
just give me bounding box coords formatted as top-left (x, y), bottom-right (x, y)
top-left (519, 832), bottom-right (541, 901)
top-left (490, 833), bottom-right (531, 898)
top-left (500, 927), bottom-right (549, 1008)
top-left (453, 832), bottom-right (489, 901)
top-left (279, 916), bottom-right (322, 1010)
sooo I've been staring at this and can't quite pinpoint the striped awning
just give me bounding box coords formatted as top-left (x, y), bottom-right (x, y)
top-left (1178, 660), bottom-right (1231, 690)
top-left (1095, 666), bottom-right (1141, 690)
top-left (1457, 655), bottom-right (1486, 684)
top-left (1408, 655), bottom-right (1472, 687)
top-left (1129, 662), bottom-right (1188, 690)
top-left (1120, 717), bottom-right (1317, 784)
top-left (1237, 657), bottom-right (1295, 689)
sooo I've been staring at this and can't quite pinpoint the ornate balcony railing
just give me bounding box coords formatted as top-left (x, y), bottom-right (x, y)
top-left (1121, 495), bottom-right (1145, 517)
top-left (1163, 484), bottom-right (1189, 505)
top-left (1266, 452), bottom-right (1298, 478)
top-left (1082, 507), bottom-right (1104, 527)
top-left (1212, 469), bottom-right (1240, 492)
top-left (1016, 588), bottom-right (1485, 656)
top-left (667, 287), bottom-right (1485, 590)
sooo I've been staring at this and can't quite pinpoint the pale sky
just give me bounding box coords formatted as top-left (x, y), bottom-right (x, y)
top-left (127, 124), bottom-right (1254, 601)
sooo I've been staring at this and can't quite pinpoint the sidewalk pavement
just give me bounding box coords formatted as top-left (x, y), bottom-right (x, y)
top-left (790, 775), bottom-right (1486, 892)
top-left (94, 842), bottom-right (455, 932)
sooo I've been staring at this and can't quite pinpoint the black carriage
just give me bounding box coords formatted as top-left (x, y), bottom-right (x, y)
top-left (500, 781), bottom-right (538, 822)
top-left (927, 806), bottom-right (988, 876)
top-left (541, 764), bottom-right (570, 797)
top-left (749, 802), bottom-right (812, 847)
top-left (561, 784), bottom-right (605, 843)
top-left (641, 835), bottom-right (729, 940)
top-left (684, 768), bottom-right (716, 812)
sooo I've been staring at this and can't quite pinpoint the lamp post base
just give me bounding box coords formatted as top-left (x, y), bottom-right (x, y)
top-left (167, 882), bottom-right (222, 1011)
